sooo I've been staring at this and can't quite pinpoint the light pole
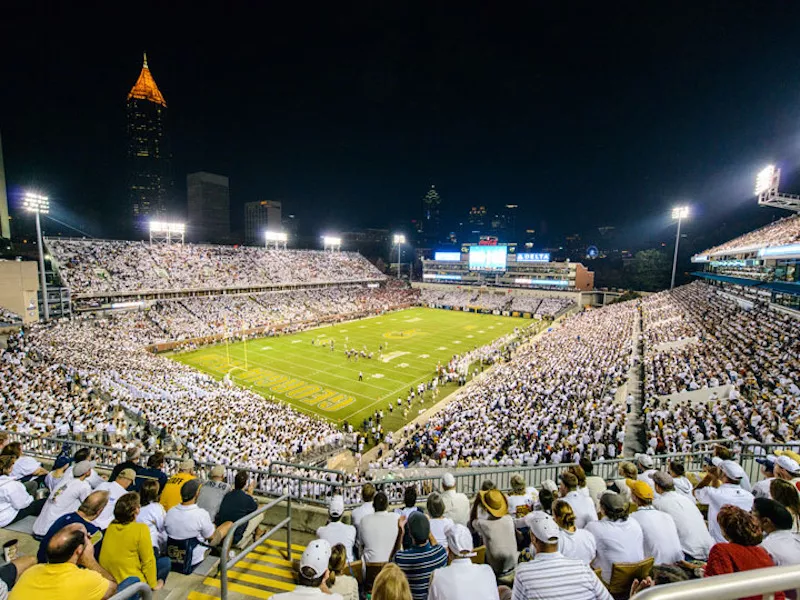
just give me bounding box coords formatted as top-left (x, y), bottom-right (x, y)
top-left (393, 234), bottom-right (405, 280)
top-left (670, 206), bottom-right (689, 291)
top-left (23, 192), bottom-right (50, 320)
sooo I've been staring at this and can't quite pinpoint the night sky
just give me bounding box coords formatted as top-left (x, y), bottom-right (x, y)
top-left (4, 2), bottom-right (800, 249)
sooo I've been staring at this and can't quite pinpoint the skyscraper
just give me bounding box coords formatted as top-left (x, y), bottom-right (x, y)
top-left (187, 172), bottom-right (230, 243)
top-left (126, 53), bottom-right (171, 232)
top-left (419, 185), bottom-right (441, 237)
top-left (245, 200), bottom-right (282, 245)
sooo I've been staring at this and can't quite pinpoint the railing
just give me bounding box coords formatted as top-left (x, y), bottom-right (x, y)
top-left (109, 581), bottom-right (152, 600)
top-left (219, 494), bottom-right (292, 600)
top-left (633, 565), bottom-right (800, 600)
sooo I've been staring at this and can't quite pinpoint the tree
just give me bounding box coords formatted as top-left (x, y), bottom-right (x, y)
top-left (625, 249), bottom-right (671, 292)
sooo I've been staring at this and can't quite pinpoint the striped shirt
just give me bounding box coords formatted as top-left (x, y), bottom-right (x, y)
top-left (511, 552), bottom-right (613, 600)
top-left (394, 542), bottom-right (448, 600)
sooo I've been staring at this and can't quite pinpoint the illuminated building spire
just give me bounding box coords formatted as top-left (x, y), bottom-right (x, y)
top-left (128, 52), bottom-right (166, 107)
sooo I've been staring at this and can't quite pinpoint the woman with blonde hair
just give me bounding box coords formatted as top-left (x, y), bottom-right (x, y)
top-left (327, 543), bottom-right (358, 600)
top-left (372, 563), bottom-right (412, 600)
top-left (611, 462), bottom-right (637, 503)
top-left (552, 499), bottom-right (596, 565)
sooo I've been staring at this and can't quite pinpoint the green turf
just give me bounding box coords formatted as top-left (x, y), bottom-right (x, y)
top-left (170, 307), bottom-right (533, 431)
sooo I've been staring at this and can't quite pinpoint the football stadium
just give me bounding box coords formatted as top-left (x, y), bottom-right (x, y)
top-left (4, 13), bottom-right (800, 600)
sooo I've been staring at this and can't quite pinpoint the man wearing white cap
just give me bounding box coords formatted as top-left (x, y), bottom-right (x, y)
top-left (32, 460), bottom-right (95, 537)
top-left (752, 456), bottom-right (777, 499)
top-left (773, 453), bottom-right (800, 486)
top-left (93, 468), bottom-right (136, 529)
top-left (635, 453), bottom-right (656, 492)
top-left (440, 473), bottom-right (470, 526)
top-left (197, 465), bottom-right (231, 523)
top-left (272, 539), bottom-right (343, 599)
top-left (694, 459), bottom-right (754, 544)
top-left (428, 524), bottom-right (499, 600)
top-left (316, 496), bottom-right (356, 562)
top-left (513, 512), bottom-right (612, 600)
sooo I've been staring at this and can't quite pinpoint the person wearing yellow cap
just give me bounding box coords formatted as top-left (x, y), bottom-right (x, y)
top-left (627, 479), bottom-right (683, 565)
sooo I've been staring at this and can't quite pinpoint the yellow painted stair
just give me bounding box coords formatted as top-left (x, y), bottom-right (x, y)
top-left (189, 539), bottom-right (305, 599)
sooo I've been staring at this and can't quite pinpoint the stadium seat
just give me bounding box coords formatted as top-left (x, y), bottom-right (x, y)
top-left (364, 562), bottom-right (387, 592)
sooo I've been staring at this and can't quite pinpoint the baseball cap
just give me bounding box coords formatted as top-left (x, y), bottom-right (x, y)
top-left (600, 492), bottom-right (627, 514)
top-left (210, 465), bottom-right (226, 478)
top-left (180, 459), bottom-right (196, 471)
top-left (652, 471), bottom-right (674, 489)
top-left (300, 539), bottom-right (332, 579)
top-left (775, 449), bottom-right (800, 464)
top-left (524, 511), bottom-right (559, 544)
top-left (118, 468), bottom-right (137, 482)
top-left (73, 460), bottom-right (95, 477)
top-left (776, 455), bottom-right (800, 475)
top-left (54, 455), bottom-right (72, 470)
top-left (626, 479), bottom-right (654, 501)
top-left (540, 479), bottom-right (558, 493)
top-left (719, 460), bottom-right (746, 481)
top-left (407, 511), bottom-right (431, 544)
top-left (180, 478), bottom-right (201, 502)
top-left (756, 455), bottom-right (777, 470)
top-left (445, 524), bottom-right (476, 557)
top-left (329, 495), bottom-right (344, 518)
top-left (442, 473), bottom-right (456, 488)
top-left (635, 453), bottom-right (654, 468)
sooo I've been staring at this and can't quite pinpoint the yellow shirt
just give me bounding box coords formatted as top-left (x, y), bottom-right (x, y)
top-left (99, 520), bottom-right (157, 588)
top-left (9, 562), bottom-right (111, 600)
top-left (159, 473), bottom-right (196, 512)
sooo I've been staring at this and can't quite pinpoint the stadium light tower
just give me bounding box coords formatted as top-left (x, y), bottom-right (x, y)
top-left (322, 236), bottom-right (341, 252)
top-left (393, 233), bottom-right (406, 280)
top-left (670, 205), bottom-right (689, 291)
top-left (265, 230), bottom-right (288, 250)
top-left (754, 164), bottom-right (800, 212)
top-left (23, 192), bottom-right (50, 321)
top-left (149, 221), bottom-right (185, 245)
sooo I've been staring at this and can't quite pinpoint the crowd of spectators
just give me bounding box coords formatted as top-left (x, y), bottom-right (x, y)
top-left (641, 282), bottom-right (800, 454)
top-left (697, 213), bottom-right (800, 257)
top-left (47, 239), bottom-right (384, 295)
top-left (421, 289), bottom-right (574, 318)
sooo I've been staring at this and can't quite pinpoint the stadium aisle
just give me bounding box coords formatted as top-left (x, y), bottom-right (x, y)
top-left (622, 309), bottom-right (646, 456)
top-left (191, 539), bottom-right (305, 600)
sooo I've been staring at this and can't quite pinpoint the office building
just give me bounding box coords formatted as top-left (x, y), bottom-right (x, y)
top-left (187, 172), bottom-right (230, 243)
top-left (245, 200), bottom-right (282, 245)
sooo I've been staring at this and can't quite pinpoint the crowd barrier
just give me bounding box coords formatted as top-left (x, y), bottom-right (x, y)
top-left (109, 581), bottom-right (152, 600)
top-left (634, 565), bottom-right (800, 600)
top-left (8, 429), bottom-right (794, 510)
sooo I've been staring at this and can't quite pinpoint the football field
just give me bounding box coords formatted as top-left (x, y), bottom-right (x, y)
top-left (170, 307), bottom-right (532, 431)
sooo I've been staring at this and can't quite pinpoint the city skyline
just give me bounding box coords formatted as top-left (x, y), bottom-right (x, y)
top-left (3, 3), bottom-right (800, 252)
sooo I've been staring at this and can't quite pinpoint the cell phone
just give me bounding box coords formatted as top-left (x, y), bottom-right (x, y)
top-left (90, 530), bottom-right (103, 545)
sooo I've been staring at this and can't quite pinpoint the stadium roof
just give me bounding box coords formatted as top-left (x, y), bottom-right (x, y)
top-left (127, 53), bottom-right (166, 107)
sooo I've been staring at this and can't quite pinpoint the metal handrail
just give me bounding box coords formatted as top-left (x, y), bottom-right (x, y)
top-left (219, 494), bottom-right (292, 600)
top-left (633, 565), bottom-right (800, 600)
top-left (108, 581), bottom-right (152, 600)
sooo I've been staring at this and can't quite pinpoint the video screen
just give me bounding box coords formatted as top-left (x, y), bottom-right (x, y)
top-left (468, 246), bottom-right (508, 271)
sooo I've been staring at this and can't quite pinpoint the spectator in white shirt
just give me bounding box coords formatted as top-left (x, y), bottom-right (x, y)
top-left (350, 483), bottom-right (376, 533)
top-left (136, 480), bottom-right (168, 554)
top-left (627, 479), bottom-right (683, 565)
top-left (513, 511), bottom-right (613, 600)
top-left (93, 468), bottom-right (136, 530)
top-left (652, 471), bottom-right (713, 560)
top-left (585, 492), bottom-right (645, 583)
top-left (440, 473), bottom-right (470, 526)
top-left (753, 497), bottom-right (800, 566)
top-left (426, 493), bottom-right (454, 551)
top-left (774, 453), bottom-right (800, 486)
top-left (164, 479), bottom-right (229, 568)
top-left (668, 461), bottom-right (694, 499)
top-left (694, 459), bottom-right (755, 544)
top-left (0, 455), bottom-right (44, 527)
top-left (507, 475), bottom-right (536, 518)
top-left (2, 442), bottom-right (47, 484)
top-left (359, 492), bottom-right (400, 564)
top-left (33, 460), bottom-right (94, 537)
top-left (635, 454), bottom-right (656, 492)
top-left (429, 524), bottom-right (500, 600)
top-left (316, 496), bottom-right (356, 562)
top-left (559, 472), bottom-right (597, 529)
top-left (752, 456), bottom-right (777, 499)
top-left (272, 539), bottom-right (343, 600)
top-left (552, 500), bottom-right (596, 565)
top-left (580, 457), bottom-right (608, 510)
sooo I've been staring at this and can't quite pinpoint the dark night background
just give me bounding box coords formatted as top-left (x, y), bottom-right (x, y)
top-left (4, 2), bottom-right (800, 265)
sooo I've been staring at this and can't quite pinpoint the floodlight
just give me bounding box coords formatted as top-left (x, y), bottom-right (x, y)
top-left (149, 221), bottom-right (185, 234)
top-left (323, 236), bottom-right (342, 246)
top-left (265, 231), bottom-right (288, 242)
top-left (22, 192), bottom-right (50, 214)
top-left (671, 206), bottom-right (689, 220)
top-left (755, 165), bottom-right (776, 195)
top-left (393, 234), bottom-right (406, 244)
